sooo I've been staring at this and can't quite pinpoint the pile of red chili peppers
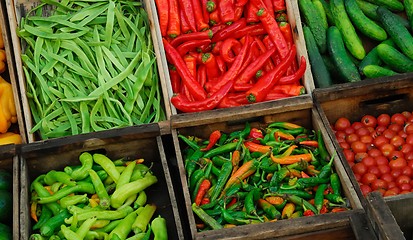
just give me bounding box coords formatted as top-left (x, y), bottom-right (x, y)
top-left (179, 122), bottom-right (350, 231)
top-left (155, 0), bottom-right (307, 112)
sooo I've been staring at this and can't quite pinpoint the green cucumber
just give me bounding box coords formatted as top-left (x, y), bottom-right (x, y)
top-left (345, 0), bottom-right (387, 41)
top-left (405, 0), bottom-right (413, 30)
top-left (377, 6), bottom-right (413, 61)
top-left (376, 43), bottom-right (413, 73)
top-left (312, 0), bottom-right (328, 29)
top-left (362, 65), bottom-right (397, 78)
top-left (317, 0), bottom-right (335, 26)
top-left (359, 39), bottom-right (395, 74)
top-left (327, 26), bottom-right (361, 82)
top-left (330, 0), bottom-right (366, 60)
top-left (303, 26), bottom-right (333, 88)
top-left (356, 0), bottom-right (410, 29)
top-left (365, 0), bottom-right (404, 12)
top-left (298, 0), bottom-right (327, 54)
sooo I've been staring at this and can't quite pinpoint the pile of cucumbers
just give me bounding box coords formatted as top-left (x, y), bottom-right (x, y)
top-left (299, 0), bottom-right (413, 87)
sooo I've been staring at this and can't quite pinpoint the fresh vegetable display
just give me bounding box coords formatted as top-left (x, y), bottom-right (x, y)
top-left (179, 121), bottom-right (349, 231)
top-left (299, 0), bottom-right (413, 87)
top-left (18, 0), bottom-right (165, 140)
top-left (332, 111), bottom-right (413, 197)
top-left (29, 152), bottom-right (168, 239)
top-left (0, 24), bottom-right (22, 145)
top-left (0, 169), bottom-right (13, 240)
top-left (155, 0), bottom-right (307, 112)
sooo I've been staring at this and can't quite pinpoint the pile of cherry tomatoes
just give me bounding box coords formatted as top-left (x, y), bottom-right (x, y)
top-left (333, 111), bottom-right (413, 197)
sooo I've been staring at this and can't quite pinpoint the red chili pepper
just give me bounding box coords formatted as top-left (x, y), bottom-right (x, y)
top-left (171, 30), bottom-right (213, 47)
top-left (163, 38), bottom-right (207, 101)
top-left (331, 207), bottom-right (347, 213)
top-left (263, 0), bottom-right (275, 19)
top-left (246, 45), bottom-right (296, 103)
top-left (209, 35), bottom-right (252, 93)
top-left (279, 56), bottom-right (306, 85)
top-left (264, 92), bottom-right (289, 101)
top-left (236, 0), bottom-right (249, 7)
top-left (227, 92), bottom-right (249, 104)
top-left (212, 41), bottom-right (222, 55)
top-left (209, 9), bottom-right (221, 25)
top-left (215, 55), bottom-right (227, 74)
top-left (178, 0), bottom-right (197, 32)
top-left (301, 171), bottom-right (310, 178)
top-left (299, 140), bottom-right (319, 148)
top-left (303, 209), bottom-right (315, 216)
top-left (320, 205), bottom-right (329, 214)
top-left (220, 38), bottom-right (242, 63)
top-left (272, 84), bottom-right (305, 96)
top-left (230, 24), bottom-right (267, 41)
top-left (201, 0), bottom-right (211, 24)
top-left (262, 36), bottom-right (281, 65)
top-left (167, 0), bottom-right (181, 38)
top-left (155, 0), bottom-right (169, 37)
top-left (279, 22), bottom-right (297, 74)
top-left (176, 39), bottom-right (211, 56)
top-left (169, 66), bottom-right (181, 93)
top-left (254, 37), bottom-right (275, 71)
top-left (218, 0), bottom-right (235, 24)
top-left (246, 2), bottom-right (260, 23)
top-left (273, 0), bottom-right (286, 12)
top-left (197, 65), bottom-right (207, 87)
top-left (248, 128), bottom-right (264, 143)
top-left (233, 82), bottom-right (253, 92)
top-left (181, 84), bottom-right (195, 102)
top-left (217, 95), bottom-right (242, 108)
top-left (192, 0), bottom-right (209, 31)
top-left (200, 197), bottom-right (210, 205)
top-left (211, 18), bottom-right (247, 42)
top-left (234, 6), bottom-right (244, 21)
top-left (180, 9), bottom-right (193, 34)
top-left (195, 179), bottom-right (211, 205)
top-left (171, 80), bottom-right (234, 112)
top-left (244, 141), bottom-right (272, 154)
top-left (202, 53), bottom-right (220, 79)
top-left (235, 47), bottom-right (276, 85)
top-left (253, 0), bottom-right (288, 58)
top-left (227, 197), bottom-right (237, 208)
top-left (184, 54), bottom-right (197, 79)
top-left (201, 130), bottom-right (222, 151)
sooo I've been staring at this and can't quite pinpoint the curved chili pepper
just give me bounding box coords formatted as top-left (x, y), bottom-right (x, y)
top-left (258, 198), bottom-right (281, 219)
top-left (246, 45), bottom-right (296, 103)
top-left (227, 92), bottom-right (249, 104)
top-left (202, 53), bottom-right (220, 79)
top-left (167, 0), bottom-right (181, 38)
top-left (244, 141), bottom-right (271, 154)
top-left (236, 0), bottom-right (249, 7)
top-left (317, 155), bottom-right (334, 179)
top-left (217, 95), bottom-right (243, 108)
top-left (220, 38), bottom-right (242, 63)
top-left (253, 0), bottom-right (288, 58)
top-left (215, 55), bottom-right (227, 74)
top-left (279, 21), bottom-right (297, 74)
top-left (264, 92), bottom-right (289, 101)
top-left (314, 183), bottom-right (327, 214)
top-left (218, 0), bottom-right (235, 24)
top-left (200, 0), bottom-right (211, 24)
top-left (248, 128), bottom-right (264, 143)
top-left (279, 56), bottom-right (307, 85)
top-left (235, 47), bottom-right (276, 85)
top-left (246, 2), bottom-right (260, 23)
top-left (163, 38), bottom-right (207, 101)
top-left (169, 66), bottom-right (182, 93)
top-left (155, 0), bottom-right (169, 37)
top-left (197, 65), bottom-right (207, 87)
top-left (201, 130), bottom-right (222, 151)
top-left (191, 0), bottom-right (209, 31)
top-left (212, 18), bottom-right (247, 42)
top-left (209, 35), bottom-right (252, 93)
top-left (171, 80), bottom-right (234, 112)
top-left (177, 39), bottom-right (211, 56)
top-left (273, 0), bottom-right (286, 12)
top-left (178, 0), bottom-right (197, 32)
top-left (272, 84), bottom-right (305, 96)
top-left (234, 6), bottom-right (244, 21)
top-left (180, 9), bottom-right (193, 34)
top-left (195, 179), bottom-right (211, 205)
top-left (263, 0), bottom-right (275, 19)
top-left (184, 54), bottom-right (197, 78)
top-left (209, 10), bottom-right (220, 25)
top-left (170, 30), bottom-right (213, 47)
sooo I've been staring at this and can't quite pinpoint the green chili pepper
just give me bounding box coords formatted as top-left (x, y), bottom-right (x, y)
top-left (218, 133), bottom-right (228, 146)
top-left (134, 190), bottom-right (147, 209)
top-left (132, 203), bottom-right (156, 234)
top-left (317, 130), bottom-right (329, 164)
top-left (110, 211), bottom-right (137, 240)
top-left (258, 198), bottom-right (281, 220)
top-left (40, 209), bottom-right (71, 237)
top-left (315, 184), bottom-right (328, 214)
top-left (151, 215), bottom-right (168, 240)
top-left (33, 205), bottom-right (53, 230)
top-left (76, 216), bottom-right (98, 239)
top-left (44, 170), bottom-right (76, 187)
top-left (211, 155), bottom-right (231, 167)
top-left (141, 224), bottom-right (152, 240)
top-left (330, 172), bottom-right (341, 195)
top-left (59, 194), bottom-right (89, 208)
top-left (209, 161), bottom-right (232, 202)
top-left (111, 174), bottom-right (157, 208)
top-left (70, 152), bottom-right (94, 181)
top-left (116, 160), bottom-right (136, 190)
top-left (317, 154), bottom-right (335, 179)
top-left (259, 157), bottom-right (278, 172)
top-left (131, 163), bottom-right (151, 181)
top-left (203, 141), bottom-right (238, 159)
top-left (286, 195), bottom-right (317, 215)
top-left (89, 169), bottom-right (111, 209)
top-left (93, 154), bottom-right (120, 184)
top-left (281, 176), bottom-right (329, 190)
top-left (204, 161), bottom-right (213, 179)
top-left (66, 206), bottom-right (134, 224)
top-left (192, 203), bottom-right (223, 230)
top-left (244, 188), bottom-right (261, 215)
top-left (37, 181), bottom-right (95, 204)
top-left (325, 193), bottom-right (346, 205)
top-left (270, 189), bottom-right (314, 199)
top-left (221, 208), bottom-right (258, 225)
top-left (189, 169), bottom-right (205, 192)
top-left (178, 134), bottom-right (201, 150)
top-left (185, 149), bottom-right (204, 179)
top-left (61, 225), bottom-right (81, 240)
top-left (95, 219), bottom-right (121, 233)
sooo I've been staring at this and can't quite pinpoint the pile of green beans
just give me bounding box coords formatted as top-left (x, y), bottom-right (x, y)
top-left (29, 152), bottom-right (168, 239)
top-left (18, 0), bottom-right (165, 139)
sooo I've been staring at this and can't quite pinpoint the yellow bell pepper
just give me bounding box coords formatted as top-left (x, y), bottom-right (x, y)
top-left (0, 76), bottom-right (17, 133)
top-left (0, 132), bottom-right (22, 145)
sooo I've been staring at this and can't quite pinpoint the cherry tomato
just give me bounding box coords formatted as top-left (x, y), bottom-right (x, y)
top-left (346, 133), bottom-right (359, 144)
top-left (351, 141), bottom-right (367, 153)
top-left (339, 142), bottom-right (350, 150)
top-left (335, 131), bottom-right (346, 140)
top-left (356, 127), bottom-right (370, 137)
top-left (377, 113), bottom-right (391, 127)
top-left (388, 150), bottom-right (404, 161)
top-left (380, 173), bottom-right (393, 183)
top-left (405, 123), bottom-right (413, 135)
top-left (388, 183), bottom-right (398, 191)
top-left (391, 169), bottom-right (402, 179)
top-left (382, 129), bottom-right (396, 140)
top-left (378, 164), bottom-right (391, 175)
top-left (360, 135), bottom-right (373, 145)
top-left (388, 123), bottom-right (403, 133)
top-left (402, 111), bottom-right (412, 119)
top-left (361, 115), bottom-right (377, 128)
top-left (402, 167), bottom-right (413, 178)
top-left (400, 144), bottom-right (413, 155)
top-left (352, 162), bottom-right (367, 175)
top-left (406, 152), bottom-right (413, 161)
top-left (335, 117), bottom-right (351, 131)
top-left (368, 148), bottom-right (383, 158)
top-left (373, 136), bottom-right (389, 148)
top-left (371, 179), bottom-right (388, 191)
top-left (344, 127), bottom-right (355, 135)
top-left (361, 156), bottom-right (375, 168)
top-left (408, 115), bottom-right (413, 123)
top-left (400, 183), bottom-right (412, 192)
top-left (407, 159), bottom-right (413, 170)
top-left (389, 158), bottom-right (407, 171)
top-left (368, 166), bottom-right (380, 176)
top-left (391, 113), bottom-right (407, 125)
top-left (396, 175), bottom-right (411, 186)
top-left (355, 152), bottom-right (368, 162)
top-left (375, 125), bottom-right (387, 134)
top-left (361, 173), bottom-right (377, 186)
top-left (343, 149), bottom-right (355, 163)
top-left (380, 143), bottom-right (395, 157)
top-left (352, 121), bottom-right (364, 130)
top-left (375, 156), bottom-right (388, 165)
top-left (359, 184), bottom-right (372, 196)
top-left (390, 135), bottom-right (405, 149)
top-left (384, 189), bottom-right (398, 197)
top-left (398, 130), bottom-right (408, 139)
top-left (406, 134), bottom-right (413, 145)
top-left (354, 173), bottom-right (361, 182)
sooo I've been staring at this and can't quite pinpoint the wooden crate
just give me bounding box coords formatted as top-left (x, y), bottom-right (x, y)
top-left (313, 73), bottom-right (413, 206)
top-left (19, 124), bottom-right (184, 239)
top-left (171, 99), bottom-right (373, 239)
top-left (5, 0), bottom-right (172, 143)
top-left (0, 0), bottom-right (27, 144)
top-left (0, 145), bottom-right (19, 240)
top-left (152, 0), bottom-right (315, 118)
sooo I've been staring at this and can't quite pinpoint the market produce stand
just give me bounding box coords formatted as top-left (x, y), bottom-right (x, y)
top-left (0, 0), bottom-right (412, 239)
